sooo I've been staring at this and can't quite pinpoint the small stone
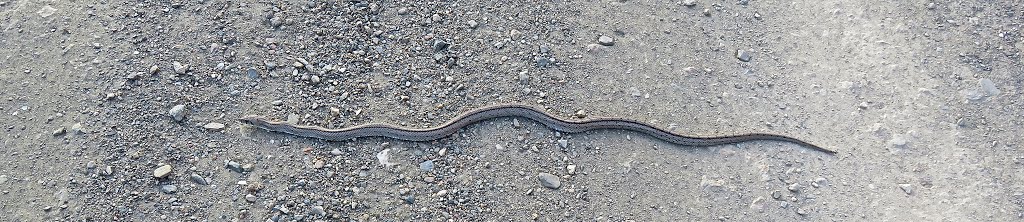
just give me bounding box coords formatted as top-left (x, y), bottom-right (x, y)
top-left (271, 100), bottom-right (284, 106)
top-left (172, 61), bottom-right (188, 74)
top-left (189, 174), bottom-right (208, 185)
top-left (86, 161), bottom-right (96, 169)
top-left (160, 185), bottom-right (177, 194)
top-left (788, 183), bottom-right (802, 192)
top-left (683, 0), bottom-right (697, 6)
top-left (312, 160), bottom-right (325, 169)
top-left (203, 122), bottom-right (225, 131)
top-left (566, 165), bottom-right (577, 175)
top-left (703, 9), bottom-right (711, 16)
top-left (70, 123), bottom-right (84, 134)
top-left (574, 110), bottom-right (587, 118)
top-left (330, 149), bottom-right (344, 155)
top-left (168, 105), bottom-right (186, 122)
top-left (889, 136), bottom-right (908, 147)
top-left (419, 160), bottom-right (434, 171)
top-left (736, 50), bottom-right (752, 62)
top-left (149, 65), bottom-right (160, 74)
top-left (557, 139), bottom-right (568, 148)
top-left (771, 190), bottom-right (782, 199)
top-left (153, 165), bottom-right (172, 178)
top-left (52, 127), bottom-right (66, 136)
top-left (796, 208), bottom-right (807, 216)
top-left (467, 20), bottom-right (478, 28)
top-left (292, 61), bottom-right (304, 68)
top-left (245, 194), bottom-right (257, 202)
top-left (586, 44), bottom-right (606, 53)
top-left (402, 195), bottom-right (415, 204)
top-left (979, 78), bottom-right (1000, 97)
top-left (310, 75), bottom-right (321, 84)
top-left (99, 166), bottom-right (113, 176)
top-left (535, 57), bottom-right (550, 67)
top-left (247, 68), bottom-right (259, 79)
top-left (226, 161), bottom-right (244, 173)
top-left (812, 177), bottom-right (827, 188)
top-left (311, 206), bottom-right (326, 216)
top-left (750, 196), bottom-right (766, 211)
top-left (597, 35), bottom-right (615, 46)
top-left (432, 40), bottom-right (450, 51)
top-left (898, 183), bottom-right (913, 195)
top-left (397, 7), bottom-right (409, 15)
top-left (431, 14), bottom-right (442, 23)
top-left (537, 173), bottom-right (561, 189)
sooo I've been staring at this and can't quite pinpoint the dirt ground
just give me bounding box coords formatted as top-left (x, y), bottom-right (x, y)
top-left (1, 0), bottom-right (1021, 221)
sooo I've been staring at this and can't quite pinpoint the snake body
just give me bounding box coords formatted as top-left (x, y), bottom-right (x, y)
top-left (239, 104), bottom-right (836, 154)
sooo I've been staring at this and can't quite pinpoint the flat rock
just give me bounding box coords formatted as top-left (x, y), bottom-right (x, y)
top-left (537, 173), bottom-right (561, 189)
top-left (203, 122), bottom-right (225, 130)
top-left (736, 50), bottom-right (752, 62)
top-left (598, 35), bottom-right (615, 46)
top-left (153, 165), bottom-right (172, 178)
top-left (160, 185), bottom-right (177, 194)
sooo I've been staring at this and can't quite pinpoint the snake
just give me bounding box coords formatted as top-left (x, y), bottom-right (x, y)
top-left (239, 104), bottom-right (836, 154)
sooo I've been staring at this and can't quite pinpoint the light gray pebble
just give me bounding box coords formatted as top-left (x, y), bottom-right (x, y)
top-left (226, 161), bottom-right (244, 173)
top-left (557, 139), bottom-right (568, 148)
top-left (330, 148), bottom-right (344, 155)
top-left (160, 185), bottom-right (177, 194)
top-left (683, 0), bottom-right (697, 6)
top-left (537, 173), bottom-right (561, 189)
top-left (168, 105), bottom-right (186, 122)
top-left (153, 165), bottom-right (172, 178)
top-left (203, 122), bottom-right (225, 131)
top-left (788, 183), bottom-right (802, 192)
top-left (979, 78), bottom-right (1000, 96)
top-left (898, 183), bottom-right (913, 195)
top-left (736, 49), bottom-right (751, 62)
top-left (172, 61), bottom-right (188, 74)
top-left (189, 174), bottom-right (207, 185)
top-left (771, 190), bottom-right (782, 199)
top-left (245, 194), bottom-right (257, 202)
top-left (70, 123), bottom-right (84, 134)
top-left (467, 20), bottom-right (478, 28)
top-left (311, 206), bottom-right (326, 216)
top-left (598, 35), bottom-right (615, 46)
top-left (271, 100), bottom-right (283, 106)
top-left (150, 65), bottom-right (160, 74)
top-left (52, 127), bottom-right (66, 136)
top-left (419, 160), bottom-right (434, 171)
top-left (99, 166), bottom-right (113, 176)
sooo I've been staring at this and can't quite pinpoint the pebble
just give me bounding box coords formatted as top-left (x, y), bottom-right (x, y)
top-left (535, 57), bottom-right (550, 67)
top-left (330, 148), bottom-right (344, 155)
top-left (70, 123), bottom-right (84, 134)
top-left (812, 177), bottom-right (827, 188)
top-left (557, 139), bottom-right (568, 148)
top-left (247, 68), bottom-right (259, 79)
top-left (160, 185), bottom-right (177, 194)
top-left (99, 166), bottom-right (113, 176)
top-left (796, 208), bottom-right (807, 216)
top-left (979, 78), bottom-right (1000, 97)
top-left (52, 127), bottom-right (66, 136)
top-left (787, 183), bottom-right (802, 192)
top-left (153, 165), bottom-right (172, 178)
top-left (898, 183), bottom-right (914, 195)
top-left (312, 160), bottom-right (325, 169)
top-left (168, 105), bottom-right (186, 122)
top-left (467, 20), bottom-right (479, 28)
top-left (172, 61), bottom-right (188, 74)
top-left (683, 0), bottom-right (697, 6)
top-left (566, 165), bottom-right (577, 175)
top-left (598, 35), bottom-right (615, 46)
top-left (889, 136), bottom-right (907, 148)
top-left (203, 122), bottom-right (225, 131)
top-left (0, 175), bottom-right (7, 184)
top-left (311, 206), bottom-right (326, 216)
top-left (419, 160), bottom-right (434, 171)
top-left (537, 173), bottom-right (561, 189)
top-left (586, 44), bottom-right (606, 53)
top-left (397, 7), bottom-right (409, 15)
top-left (189, 174), bottom-right (208, 185)
top-left (149, 65), bottom-right (160, 74)
top-left (245, 194), bottom-right (257, 202)
top-left (771, 190), bottom-right (782, 199)
top-left (271, 100), bottom-right (284, 106)
top-left (432, 40), bottom-right (450, 51)
top-left (226, 161), bottom-right (244, 173)
top-left (736, 49), bottom-right (752, 62)
top-left (403, 195), bottom-right (415, 204)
